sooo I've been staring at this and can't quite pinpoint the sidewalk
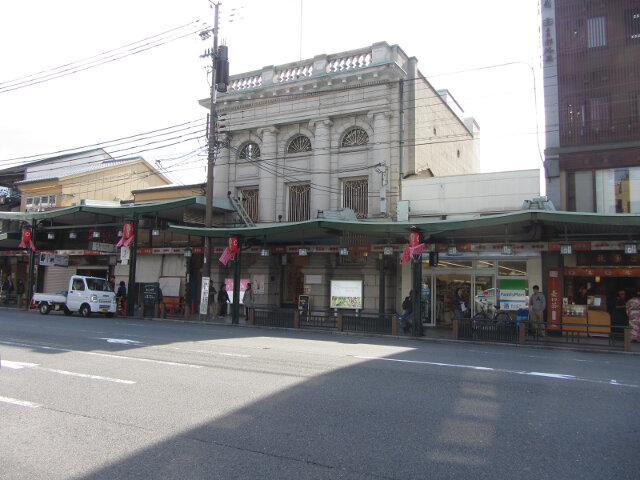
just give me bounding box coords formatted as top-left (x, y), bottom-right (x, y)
top-left (189, 313), bottom-right (640, 355)
top-left (10, 305), bottom-right (640, 355)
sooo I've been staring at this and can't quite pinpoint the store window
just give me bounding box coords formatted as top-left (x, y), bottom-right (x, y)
top-left (498, 261), bottom-right (527, 277)
top-left (595, 167), bottom-right (640, 213)
top-left (424, 258), bottom-right (473, 270)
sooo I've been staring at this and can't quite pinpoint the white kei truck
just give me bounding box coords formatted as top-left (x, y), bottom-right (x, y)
top-left (32, 275), bottom-right (117, 317)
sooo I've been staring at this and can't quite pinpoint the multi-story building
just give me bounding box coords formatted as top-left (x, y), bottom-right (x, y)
top-left (542, 0), bottom-right (640, 323)
top-left (207, 42), bottom-right (480, 225)
top-left (543, 0), bottom-right (640, 212)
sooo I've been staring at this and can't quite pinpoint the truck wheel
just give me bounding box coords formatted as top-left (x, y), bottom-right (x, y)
top-left (39, 303), bottom-right (51, 315)
top-left (79, 304), bottom-right (91, 317)
top-left (63, 306), bottom-right (72, 316)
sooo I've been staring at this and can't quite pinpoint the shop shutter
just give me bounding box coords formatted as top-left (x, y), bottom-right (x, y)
top-left (43, 266), bottom-right (75, 294)
top-left (135, 255), bottom-right (162, 283)
top-left (162, 255), bottom-right (186, 277)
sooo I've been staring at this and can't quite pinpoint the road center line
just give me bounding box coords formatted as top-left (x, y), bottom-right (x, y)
top-left (353, 355), bottom-right (640, 388)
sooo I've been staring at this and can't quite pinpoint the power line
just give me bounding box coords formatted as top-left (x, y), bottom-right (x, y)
top-left (0, 20), bottom-right (208, 94)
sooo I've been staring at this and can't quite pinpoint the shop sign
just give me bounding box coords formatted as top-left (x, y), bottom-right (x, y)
top-left (38, 252), bottom-right (69, 267)
top-left (89, 242), bottom-right (116, 253)
top-left (330, 280), bottom-right (363, 310)
top-left (547, 268), bottom-right (562, 330)
top-left (120, 246), bottom-right (130, 264)
top-left (199, 277), bottom-right (210, 315)
top-left (499, 290), bottom-right (527, 310)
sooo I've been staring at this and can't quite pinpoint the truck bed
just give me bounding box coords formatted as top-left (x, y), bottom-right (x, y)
top-left (32, 293), bottom-right (67, 304)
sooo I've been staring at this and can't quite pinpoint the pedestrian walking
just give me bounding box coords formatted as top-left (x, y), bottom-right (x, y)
top-left (529, 285), bottom-right (546, 336)
top-left (399, 290), bottom-right (413, 334)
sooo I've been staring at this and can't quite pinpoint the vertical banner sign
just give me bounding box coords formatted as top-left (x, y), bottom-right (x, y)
top-left (229, 236), bottom-right (239, 253)
top-left (116, 222), bottom-right (135, 247)
top-left (409, 232), bottom-right (420, 247)
top-left (19, 228), bottom-right (35, 250)
top-left (200, 277), bottom-right (210, 315)
top-left (547, 268), bottom-right (562, 331)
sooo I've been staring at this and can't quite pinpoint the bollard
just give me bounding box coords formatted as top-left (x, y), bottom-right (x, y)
top-left (624, 328), bottom-right (631, 352)
top-left (184, 301), bottom-right (190, 321)
top-left (294, 310), bottom-right (300, 329)
top-left (452, 318), bottom-right (459, 340)
top-left (519, 322), bottom-right (526, 345)
top-left (249, 308), bottom-right (254, 325)
top-left (337, 313), bottom-right (343, 332)
top-left (392, 315), bottom-right (398, 336)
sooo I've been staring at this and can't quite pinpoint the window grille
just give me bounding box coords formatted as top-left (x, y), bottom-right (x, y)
top-left (590, 97), bottom-right (610, 131)
top-left (343, 179), bottom-right (368, 218)
top-left (239, 142), bottom-right (261, 160)
top-left (341, 128), bottom-right (369, 147)
top-left (287, 135), bottom-right (312, 153)
top-left (288, 183), bottom-right (310, 222)
top-left (587, 16), bottom-right (606, 48)
top-left (239, 187), bottom-right (259, 223)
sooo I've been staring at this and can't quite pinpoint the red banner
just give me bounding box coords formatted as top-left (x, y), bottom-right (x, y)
top-left (229, 236), bottom-right (239, 253)
top-left (18, 228), bottom-right (35, 251)
top-left (116, 222), bottom-right (135, 247)
top-left (409, 232), bottom-right (420, 247)
top-left (547, 268), bottom-right (563, 331)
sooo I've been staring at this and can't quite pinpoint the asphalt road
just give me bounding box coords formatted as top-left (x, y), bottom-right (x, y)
top-left (1, 309), bottom-right (639, 479)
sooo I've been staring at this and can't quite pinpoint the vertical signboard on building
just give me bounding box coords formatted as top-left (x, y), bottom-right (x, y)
top-left (547, 268), bottom-right (562, 331)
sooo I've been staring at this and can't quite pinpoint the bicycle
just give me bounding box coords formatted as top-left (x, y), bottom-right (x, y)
top-left (472, 298), bottom-right (513, 327)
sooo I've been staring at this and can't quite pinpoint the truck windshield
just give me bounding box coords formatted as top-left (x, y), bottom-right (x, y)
top-left (86, 278), bottom-right (111, 292)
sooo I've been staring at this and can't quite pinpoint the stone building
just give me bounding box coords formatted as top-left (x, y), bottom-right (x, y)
top-left (206, 41), bottom-right (480, 225)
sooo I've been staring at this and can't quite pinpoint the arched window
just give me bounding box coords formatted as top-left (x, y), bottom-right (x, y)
top-left (239, 142), bottom-right (261, 160)
top-left (341, 128), bottom-right (369, 147)
top-left (287, 135), bottom-right (312, 153)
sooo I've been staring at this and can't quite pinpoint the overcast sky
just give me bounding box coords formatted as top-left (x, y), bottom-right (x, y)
top-left (0, 0), bottom-right (544, 186)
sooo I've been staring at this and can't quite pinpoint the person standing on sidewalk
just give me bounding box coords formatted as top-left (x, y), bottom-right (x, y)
top-left (529, 285), bottom-right (546, 336)
top-left (217, 283), bottom-right (229, 318)
top-left (242, 283), bottom-right (254, 319)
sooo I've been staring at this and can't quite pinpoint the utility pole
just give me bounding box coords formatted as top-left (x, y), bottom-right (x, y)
top-left (202, 2), bottom-right (220, 293)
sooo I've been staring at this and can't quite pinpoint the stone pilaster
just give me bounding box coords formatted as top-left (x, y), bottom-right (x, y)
top-left (257, 126), bottom-right (279, 222)
top-left (309, 118), bottom-right (333, 217)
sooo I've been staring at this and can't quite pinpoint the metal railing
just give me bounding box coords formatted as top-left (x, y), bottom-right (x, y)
top-left (454, 318), bottom-right (633, 352)
top-left (250, 307), bottom-right (399, 335)
top-left (253, 307), bottom-right (296, 329)
top-left (342, 312), bottom-right (395, 335)
top-left (299, 309), bottom-right (337, 330)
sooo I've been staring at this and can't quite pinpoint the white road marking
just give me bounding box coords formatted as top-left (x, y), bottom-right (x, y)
top-left (354, 356), bottom-right (640, 388)
top-left (39, 368), bottom-right (135, 384)
top-left (97, 338), bottom-right (144, 345)
top-left (2, 360), bottom-right (39, 369)
top-left (0, 340), bottom-right (202, 368)
top-left (0, 395), bottom-right (40, 408)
